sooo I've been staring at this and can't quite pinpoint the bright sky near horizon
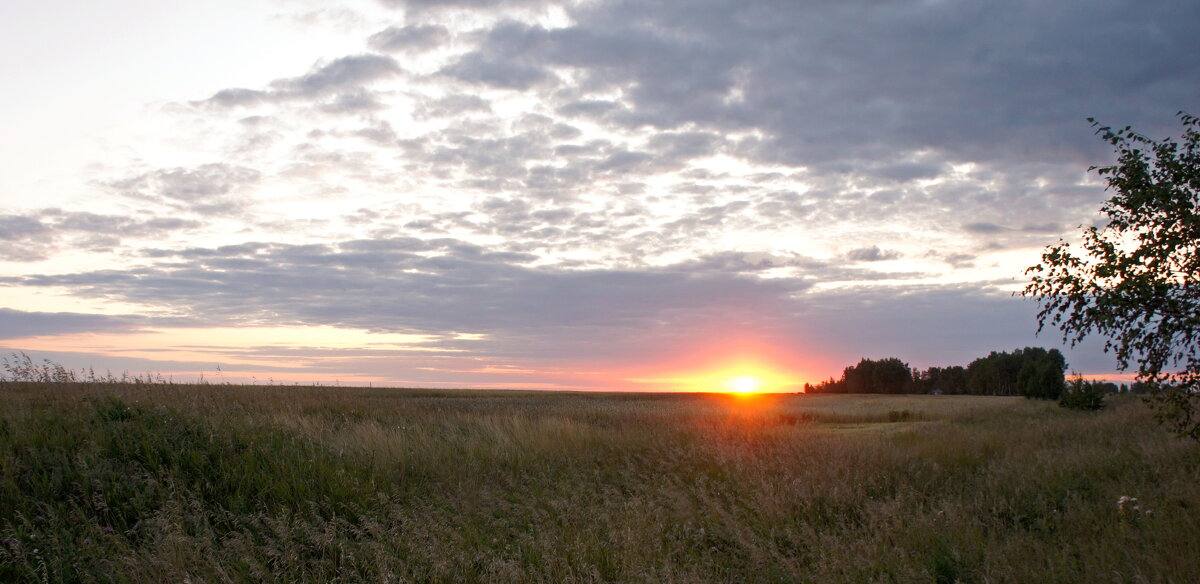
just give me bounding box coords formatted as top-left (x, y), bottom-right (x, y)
top-left (1, 0), bottom-right (1196, 390)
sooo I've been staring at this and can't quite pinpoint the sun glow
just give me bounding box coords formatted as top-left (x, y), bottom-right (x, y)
top-left (619, 335), bottom-right (819, 394)
top-left (729, 375), bottom-right (760, 393)
top-left (629, 358), bottom-right (803, 394)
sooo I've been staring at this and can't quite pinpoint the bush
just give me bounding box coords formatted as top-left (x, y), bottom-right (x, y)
top-left (1059, 376), bottom-right (1106, 411)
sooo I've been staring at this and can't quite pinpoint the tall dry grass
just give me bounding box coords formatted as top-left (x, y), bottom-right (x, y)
top-left (1, 382), bottom-right (1197, 583)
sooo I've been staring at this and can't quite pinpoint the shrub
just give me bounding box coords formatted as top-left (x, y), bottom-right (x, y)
top-left (1059, 376), bottom-right (1106, 411)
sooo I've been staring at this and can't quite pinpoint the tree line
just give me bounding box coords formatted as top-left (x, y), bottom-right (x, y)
top-left (803, 347), bottom-right (1149, 398)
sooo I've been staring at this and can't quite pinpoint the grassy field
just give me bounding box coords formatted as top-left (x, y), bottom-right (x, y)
top-left (1, 382), bottom-right (1198, 583)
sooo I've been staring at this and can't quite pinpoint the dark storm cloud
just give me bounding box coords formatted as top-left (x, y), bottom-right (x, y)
top-left (369, 24), bottom-right (451, 52)
top-left (202, 54), bottom-right (401, 107)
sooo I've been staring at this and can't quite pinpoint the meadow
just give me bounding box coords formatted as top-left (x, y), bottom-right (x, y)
top-left (1, 381), bottom-right (1198, 583)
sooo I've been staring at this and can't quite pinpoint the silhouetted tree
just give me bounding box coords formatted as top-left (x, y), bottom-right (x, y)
top-left (840, 357), bottom-right (913, 394)
top-left (967, 348), bottom-right (1066, 397)
top-left (1059, 376), bottom-right (1108, 411)
top-left (1015, 348), bottom-right (1067, 400)
top-left (1023, 112), bottom-right (1200, 438)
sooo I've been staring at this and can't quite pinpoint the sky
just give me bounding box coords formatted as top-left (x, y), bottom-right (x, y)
top-left (1, 0), bottom-right (1197, 391)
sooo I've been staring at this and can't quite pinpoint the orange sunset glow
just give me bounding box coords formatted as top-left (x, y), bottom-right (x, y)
top-left (729, 375), bottom-right (760, 393)
top-left (624, 342), bottom-right (811, 393)
top-left (592, 328), bottom-right (832, 393)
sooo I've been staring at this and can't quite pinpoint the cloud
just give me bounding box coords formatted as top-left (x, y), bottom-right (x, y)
top-left (926, 250), bottom-right (977, 269)
top-left (202, 54), bottom-right (401, 107)
top-left (441, 52), bottom-right (551, 90)
top-left (369, 24), bottom-right (451, 52)
top-left (1021, 223), bottom-right (1060, 233)
top-left (0, 308), bottom-right (151, 339)
top-left (868, 162), bottom-right (945, 183)
top-left (378, 0), bottom-right (550, 10)
top-left (106, 163), bottom-right (261, 215)
top-left (961, 221), bottom-right (1062, 238)
top-left (0, 210), bottom-right (201, 261)
top-left (278, 7), bottom-right (367, 29)
top-left (4, 236), bottom-right (798, 362)
top-left (964, 222), bottom-right (1006, 233)
top-left (168, 1), bottom-right (1195, 266)
top-left (0, 214), bottom-right (48, 239)
top-left (421, 1), bottom-right (1197, 234)
top-left (557, 99), bottom-right (622, 118)
top-left (205, 88), bottom-right (269, 107)
top-left (415, 94), bottom-right (493, 119)
top-left (320, 90), bottom-right (385, 113)
top-left (4, 233), bottom-right (1117, 376)
top-left (845, 246), bottom-right (902, 262)
top-left (279, 54), bottom-right (399, 95)
top-left (646, 131), bottom-right (726, 163)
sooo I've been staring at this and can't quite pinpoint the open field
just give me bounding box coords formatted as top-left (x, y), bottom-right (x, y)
top-left (2, 383), bottom-right (1198, 583)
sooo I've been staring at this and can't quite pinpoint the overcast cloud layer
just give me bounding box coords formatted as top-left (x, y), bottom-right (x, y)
top-left (1, 0), bottom-right (1196, 388)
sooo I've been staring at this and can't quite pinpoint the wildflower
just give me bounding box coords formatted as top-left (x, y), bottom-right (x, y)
top-left (101, 526), bottom-right (115, 534)
top-left (1117, 496), bottom-right (1142, 514)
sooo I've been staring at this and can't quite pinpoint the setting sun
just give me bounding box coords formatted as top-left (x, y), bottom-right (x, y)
top-left (729, 376), bottom-right (761, 393)
top-left (621, 338), bottom-right (815, 393)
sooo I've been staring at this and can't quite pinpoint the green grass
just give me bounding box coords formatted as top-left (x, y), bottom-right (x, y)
top-left (1, 383), bottom-right (1198, 583)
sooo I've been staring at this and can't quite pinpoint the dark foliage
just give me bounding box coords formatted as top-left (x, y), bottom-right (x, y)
top-left (1023, 112), bottom-right (1200, 439)
top-left (1059, 377), bottom-right (1108, 411)
top-left (807, 348), bottom-right (1066, 396)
